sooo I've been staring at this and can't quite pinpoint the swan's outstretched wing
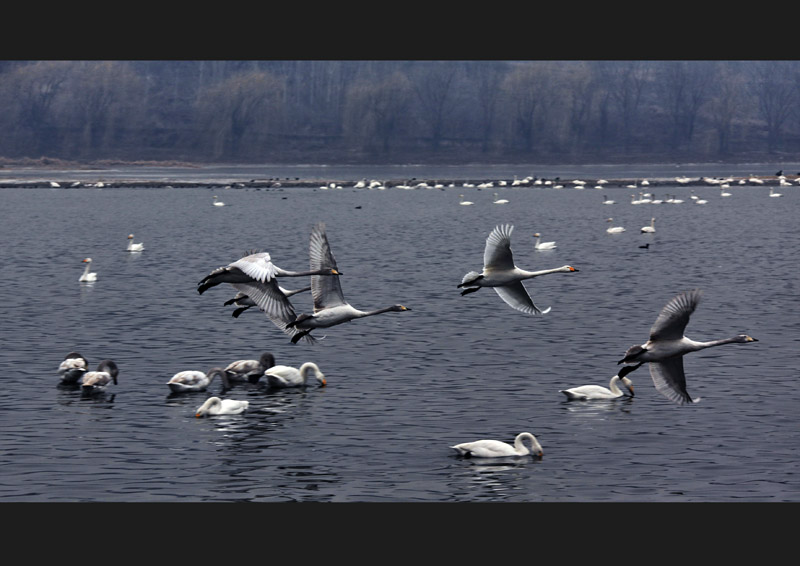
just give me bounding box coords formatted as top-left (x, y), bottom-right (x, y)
top-left (649, 289), bottom-right (702, 341)
top-left (232, 280), bottom-right (317, 344)
top-left (309, 222), bottom-right (346, 311)
top-left (228, 252), bottom-right (278, 283)
top-left (493, 282), bottom-right (551, 315)
top-left (483, 224), bottom-right (516, 271)
top-left (648, 358), bottom-right (698, 404)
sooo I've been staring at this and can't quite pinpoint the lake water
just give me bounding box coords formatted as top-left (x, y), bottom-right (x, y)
top-left (1, 165), bottom-right (798, 502)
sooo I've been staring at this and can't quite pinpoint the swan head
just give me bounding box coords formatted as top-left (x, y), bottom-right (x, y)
top-left (391, 304), bottom-right (411, 312)
top-left (621, 376), bottom-right (635, 396)
top-left (562, 266), bottom-right (579, 272)
top-left (195, 397), bottom-right (220, 417)
top-left (534, 233), bottom-right (541, 237)
top-left (82, 258), bottom-right (92, 263)
top-left (96, 360), bottom-right (119, 384)
top-left (259, 352), bottom-right (276, 368)
top-left (737, 335), bottom-right (758, 343)
top-left (128, 234), bottom-right (135, 239)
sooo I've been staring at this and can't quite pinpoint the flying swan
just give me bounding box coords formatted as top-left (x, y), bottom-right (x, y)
top-left (451, 432), bottom-right (543, 458)
top-left (458, 224), bottom-right (578, 315)
top-left (617, 289), bottom-right (758, 404)
top-left (223, 285), bottom-right (311, 318)
top-left (235, 223), bottom-right (410, 344)
top-left (198, 249), bottom-right (339, 295)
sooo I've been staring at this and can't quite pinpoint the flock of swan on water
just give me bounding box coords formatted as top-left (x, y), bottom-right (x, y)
top-left (63, 175), bottom-right (767, 459)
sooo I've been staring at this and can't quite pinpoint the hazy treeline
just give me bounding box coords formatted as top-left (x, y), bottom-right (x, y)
top-left (1, 60), bottom-right (799, 164)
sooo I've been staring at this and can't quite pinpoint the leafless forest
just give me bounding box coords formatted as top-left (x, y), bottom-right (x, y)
top-left (1, 60), bottom-right (799, 166)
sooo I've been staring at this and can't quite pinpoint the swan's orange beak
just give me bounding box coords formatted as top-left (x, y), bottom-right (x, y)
top-left (320, 378), bottom-right (327, 387)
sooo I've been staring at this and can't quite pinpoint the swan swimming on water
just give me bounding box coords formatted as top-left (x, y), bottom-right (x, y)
top-left (606, 219), bottom-right (625, 234)
top-left (222, 352), bottom-right (276, 383)
top-left (79, 258), bottom-right (97, 282)
top-left (458, 224), bottom-right (578, 315)
top-left (493, 193), bottom-right (509, 204)
top-left (212, 195), bottom-right (225, 206)
top-left (533, 232), bottom-right (557, 250)
top-left (559, 365), bottom-right (637, 400)
top-left (81, 360), bottom-right (119, 394)
top-left (451, 432), bottom-right (543, 458)
top-left (58, 352), bottom-right (89, 384)
top-left (459, 194), bottom-right (474, 206)
top-left (618, 289), bottom-right (758, 404)
top-left (641, 217), bottom-right (656, 233)
top-left (167, 367), bottom-right (229, 393)
top-left (259, 361), bottom-right (327, 388)
top-left (126, 234), bottom-right (144, 252)
top-left (195, 396), bottom-right (249, 417)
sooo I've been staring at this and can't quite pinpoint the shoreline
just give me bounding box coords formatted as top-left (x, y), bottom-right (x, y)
top-left (1, 175), bottom-right (796, 190)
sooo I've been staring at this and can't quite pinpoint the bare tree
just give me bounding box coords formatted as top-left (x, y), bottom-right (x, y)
top-left (195, 70), bottom-right (286, 160)
top-left (748, 61), bottom-right (799, 153)
top-left (410, 62), bottom-right (458, 150)
top-left (343, 72), bottom-right (412, 154)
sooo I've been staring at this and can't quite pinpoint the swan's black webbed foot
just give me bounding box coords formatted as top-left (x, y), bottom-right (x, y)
top-left (291, 330), bottom-right (311, 344)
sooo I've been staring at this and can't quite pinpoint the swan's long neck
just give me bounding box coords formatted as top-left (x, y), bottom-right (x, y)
top-left (514, 433), bottom-right (541, 455)
top-left (299, 362), bottom-right (320, 381)
top-left (608, 376), bottom-right (623, 395)
top-left (688, 336), bottom-right (748, 351)
top-left (518, 266), bottom-right (569, 279)
top-left (82, 263), bottom-right (91, 276)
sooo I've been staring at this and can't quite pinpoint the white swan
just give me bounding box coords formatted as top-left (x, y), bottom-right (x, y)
top-left (769, 187), bottom-right (782, 197)
top-left (493, 193), bottom-right (509, 204)
top-left (641, 217), bottom-right (656, 233)
top-left (559, 365), bottom-right (637, 400)
top-left (126, 234), bottom-right (144, 252)
top-left (606, 219), bottom-right (625, 233)
top-left (197, 250), bottom-right (339, 295)
top-left (213, 195), bottom-right (225, 206)
top-left (458, 224), bottom-right (578, 315)
top-left (195, 396), bottom-right (249, 417)
top-left (720, 186), bottom-right (732, 197)
top-left (618, 289), bottom-right (758, 404)
top-left (81, 360), bottom-right (119, 394)
top-left (250, 222), bottom-right (410, 344)
top-left (451, 432), bottom-right (543, 458)
top-left (79, 258), bottom-right (97, 282)
top-left (602, 194), bottom-right (615, 205)
top-left (533, 232), bottom-right (557, 250)
top-left (262, 362), bottom-right (327, 388)
top-left (167, 367), bottom-right (228, 393)
top-left (223, 352), bottom-right (276, 383)
top-left (58, 351), bottom-right (89, 384)
top-left (459, 194), bottom-right (474, 206)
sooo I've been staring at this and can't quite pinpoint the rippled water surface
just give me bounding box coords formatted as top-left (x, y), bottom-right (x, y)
top-left (1, 167), bottom-right (799, 501)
